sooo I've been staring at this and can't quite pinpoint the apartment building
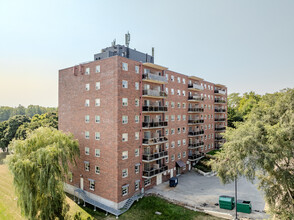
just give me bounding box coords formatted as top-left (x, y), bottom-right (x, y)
top-left (59, 44), bottom-right (227, 214)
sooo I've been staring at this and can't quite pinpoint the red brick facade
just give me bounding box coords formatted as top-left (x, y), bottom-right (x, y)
top-left (59, 55), bottom-right (227, 207)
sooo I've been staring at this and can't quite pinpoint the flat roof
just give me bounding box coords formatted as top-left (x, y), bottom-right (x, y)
top-left (143, 63), bottom-right (168, 70)
top-left (188, 76), bottom-right (203, 81)
top-left (215, 84), bottom-right (226, 88)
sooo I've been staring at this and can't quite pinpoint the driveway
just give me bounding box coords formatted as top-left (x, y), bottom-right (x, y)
top-left (146, 171), bottom-right (269, 219)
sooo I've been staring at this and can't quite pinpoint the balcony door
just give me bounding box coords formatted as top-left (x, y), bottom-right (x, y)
top-left (144, 84), bottom-right (150, 90)
top-left (144, 100), bottom-right (150, 106)
top-left (156, 130), bottom-right (161, 138)
top-left (155, 115), bottom-right (161, 122)
top-left (144, 131), bottom-right (151, 139)
top-left (144, 147), bottom-right (151, 154)
top-left (144, 115), bottom-right (150, 123)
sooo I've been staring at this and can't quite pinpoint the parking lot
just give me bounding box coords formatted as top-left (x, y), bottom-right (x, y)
top-left (147, 171), bottom-right (269, 219)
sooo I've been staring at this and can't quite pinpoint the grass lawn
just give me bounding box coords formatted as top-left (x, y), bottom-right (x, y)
top-left (0, 152), bottom-right (221, 220)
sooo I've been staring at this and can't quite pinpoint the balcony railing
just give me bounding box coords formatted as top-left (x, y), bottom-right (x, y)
top-left (188, 96), bottom-right (204, 101)
top-left (188, 107), bottom-right (204, 113)
top-left (215, 136), bottom-right (224, 141)
top-left (142, 136), bottom-right (168, 145)
top-left (214, 89), bottom-right (226, 95)
top-left (142, 73), bottom-right (168, 83)
top-left (142, 151), bottom-right (168, 161)
top-left (143, 89), bottom-right (167, 98)
top-left (188, 130), bottom-right (204, 136)
top-left (142, 165), bottom-right (168, 178)
top-left (188, 142), bottom-right (204, 149)
top-left (215, 99), bottom-right (226, 103)
top-left (188, 83), bottom-right (204, 90)
top-left (215, 108), bottom-right (226, 113)
top-left (142, 121), bottom-right (168, 128)
top-left (188, 119), bottom-right (204, 124)
top-left (142, 106), bottom-right (168, 112)
top-left (215, 127), bottom-right (226, 131)
top-left (188, 153), bottom-right (204, 161)
top-left (214, 118), bottom-right (226, 122)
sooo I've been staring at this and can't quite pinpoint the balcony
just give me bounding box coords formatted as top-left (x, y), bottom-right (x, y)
top-left (215, 99), bottom-right (226, 104)
top-left (188, 119), bottom-right (204, 124)
top-left (188, 83), bottom-right (204, 91)
top-left (188, 153), bottom-right (204, 161)
top-left (214, 89), bottom-right (226, 95)
top-left (142, 73), bottom-right (168, 84)
top-left (214, 117), bottom-right (226, 122)
top-left (188, 142), bottom-right (204, 149)
top-left (188, 96), bottom-right (204, 102)
top-left (142, 121), bottom-right (168, 129)
top-left (142, 136), bottom-right (168, 145)
top-left (142, 151), bottom-right (168, 162)
top-left (215, 108), bottom-right (226, 113)
top-left (142, 105), bottom-right (168, 113)
top-left (215, 127), bottom-right (226, 132)
top-left (188, 130), bottom-right (204, 137)
top-left (143, 89), bottom-right (167, 98)
top-left (142, 165), bottom-right (168, 178)
top-left (215, 136), bottom-right (224, 141)
top-left (188, 107), bottom-right (204, 113)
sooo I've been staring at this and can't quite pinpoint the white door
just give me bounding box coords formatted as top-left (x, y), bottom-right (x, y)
top-left (170, 169), bottom-right (173, 178)
top-left (80, 178), bottom-right (84, 190)
top-left (156, 174), bottom-right (162, 185)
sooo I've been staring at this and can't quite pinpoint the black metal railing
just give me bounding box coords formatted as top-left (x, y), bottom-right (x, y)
top-left (142, 136), bottom-right (168, 144)
top-left (188, 96), bottom-right (204, 101)
top-left (188, 130), bottom-right (204, 136)
top-left (215, 136), bottom-right (224, 141)
top-left (215, 127), bottom-right (226, 131)
top-left (214, 108), bottom-right (226, 113)
top-left (142, 106), bottom-right (168, 112)
top-left (142, 165), bottom-right (168, 177)
top-left (188, 83), bottom-right (204, 90)
top-left (188, 119), bottom-right (204, 124)
top-left (215, 99), bottom-right (226, 103)
top-left (188, 153), bottom-right (204, 160)
top-left (214, 118), bottom-right (226, 122)
top-left (214, 89), bottom-right (226, 95)
top-left (188, 142), bottom-right (204, 149)
top-left (142, 151), bottom-right (168, 161)
top-left (188, 107), bottom-right (204, 112)
top-left (142, 121), bottom-right (168, 128)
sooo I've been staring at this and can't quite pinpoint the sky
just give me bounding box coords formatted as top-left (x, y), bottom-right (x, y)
top-left (0, 0), bottom-right (293, 107)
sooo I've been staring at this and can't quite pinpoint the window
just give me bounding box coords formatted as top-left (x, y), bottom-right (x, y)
top-left (135, 99), bottom-right (139, 106)
top-left (183, 103), bottom-right (186, 108)
top-left (208, 85), bottom-right (211, 90)
top-left (85, 162), bottom-right (90, 171)
top-left (85, 131), bottom-right (89, 139)
top-left (122, 185), bottom-right (128, 196)
top-left (95, 99), bottom-right (100, 106)
top-left (165, 101), bottom-right (169, 107)
top-left (95, 149), bottom-right (100, 157)
top-left (135, 181), bottom-right (140, 191)
top-left (165, 73), bottom-right (169, 80)
top-left (135, 164), bottom-right (139, 173)
top-left (183, 115), bottom-right (186, 121)
top-left (177, 127), bottom-right (181, 134)
top-left (171, 102), bottom-right (175, 108)
top-left (178, 153), bottom-right (181, 159)
top-left (122, 62), bottom-right (128, 71)
top-left (95, 65), bottom-right (100, 73)
top-left (122, 98), bottom-right (128, 106)
top-left (165, 115), bottom-right (169, 121)
top-left (96, 82), bottom-right (100, 90)
top-left (183, 151), bottom-right (186, 158)
top-left (182, 91), bottom-right (185, 96)
top-left (178, 140), bottom-right (181, 147)
top-left (95, 166), bottom-right (100, 174)
top-left (166, 156), bottom-right (169, 163)
top-left (122, 133), bottom-right (128, 142)
top-left (135, 132), bottom-right (139, 140)
top-left (122, 169), bottom-right (128, 178)
top-left (183, 78), bottom-right (186, 84)
top-left (177, 89), bottom-right (180, 95)
top-left (177, 115), bottom-right (181, 121)
top-left (166, 143), bottom-right (169, 149)
top-left (85, 83), bottom-right (90, 91)
top-left (122, 116), bottom-right (128, 124)
top-left (171, 89), bottom-right (174, 95)
top-left (183, 139), bottom-right (186, 145)
top-left (165, 87), bottom-right (168, 94)
top-left (135, 115), bottom-right (139, 123)
top-left (144, 179), bottom-right (151, 186)
top-left (85, 115), bottom-right (90, 123)
top-left (95, 115), bottom-right (100, 123)
top-left (171, 128), bottom-right (175, 135)
top-left (165, 129), bottom-right (169, 135)
top-left (171, 141), bottom-right (175, 148)
top-left (171, 154), bottom-right (175, 161)
top-left (171, 75), bottom-right (174, 81)
top-left (122, 151), bottom-right (128, 160)
top-left (182, 127), bottom-right (186, 133)
top-left (177, 102), bottom-right (181, 108)
top-left (135, 82), bottom-right (139, 90)
top-left (135, 65), bottom-right (139, 73)
top-left (85, 67), bottom-right (90, 75)
top-left (135, 149), bottom-right (139, 157)
top-left (95, 132), bottom-right (100, 140)
top-left (85, 147), bottom-right (89, 155)
top-left (171, 115), bottom-right (175, 121)
top-left (177, 77), bottom-right (181, 83)
top-left (122, 80), bottom-right (128, 88)
top-left (85, 99), bottom-right (90, 107)
top-left (89, 180), bottom-right (95, 191)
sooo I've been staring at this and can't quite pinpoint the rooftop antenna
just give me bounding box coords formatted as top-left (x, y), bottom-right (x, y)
top-left (125, 31), bottom-right (130, 48)
top-left (111, 39), bottom-right (116, 47)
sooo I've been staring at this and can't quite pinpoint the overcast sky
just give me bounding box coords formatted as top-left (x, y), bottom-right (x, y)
top-left (1, 0), bottom-right (293, 107)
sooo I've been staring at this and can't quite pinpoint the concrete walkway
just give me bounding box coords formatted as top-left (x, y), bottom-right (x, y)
top-left (147, 171), bottom-right (269, 219)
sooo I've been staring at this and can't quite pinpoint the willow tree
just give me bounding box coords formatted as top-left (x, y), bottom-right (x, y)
top-left (211, 89), bottom-right (294, 219)
top-left (6, 127), bottom-right (79, 220)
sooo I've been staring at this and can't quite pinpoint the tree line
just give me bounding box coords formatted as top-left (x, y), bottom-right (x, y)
top-left (0, 105), bottom-right (57, 122)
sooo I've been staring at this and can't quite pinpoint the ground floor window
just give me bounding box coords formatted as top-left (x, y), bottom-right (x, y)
top-left (122, 185), bottom-right (128, 196)
top-left (89, 180), bottom-right (95, 191)
top-left (135, 181), bottom-right (140, 191)
top-left (144, 179), bottom-right (151, 187)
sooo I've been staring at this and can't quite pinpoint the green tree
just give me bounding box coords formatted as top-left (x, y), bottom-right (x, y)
top-left (210, 89), bottom-right (294, 219)
top-left (227, 93), bottom-right (243, 128)
top-left (0, 106), bottom-right (13, 122)
top-left (6, 127), bottom-right (80, 220)
top-left (0, 115), bottom-right (30, 151)
top-left (238, 91), bottom-right (261, 118)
